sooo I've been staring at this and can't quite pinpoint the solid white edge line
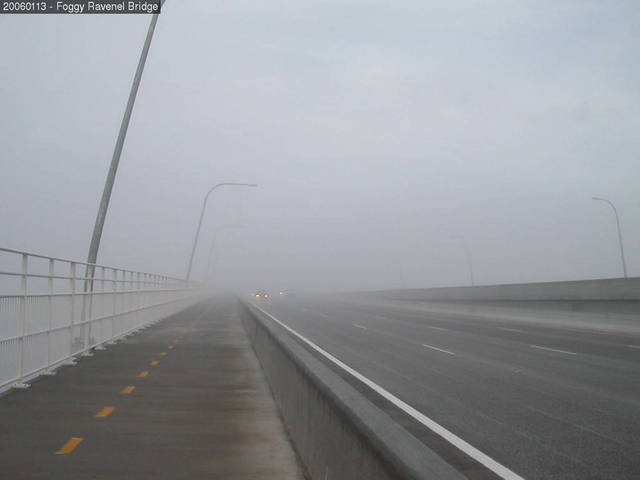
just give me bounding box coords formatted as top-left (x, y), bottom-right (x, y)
top-left (530, 345), bottom-right (577, 355)
top-left (353, 324), bottom-right (368, 329)
top-left (422, 344), bottom-right (456, 355)
top-left (251, 303), bottom-right (526, 480)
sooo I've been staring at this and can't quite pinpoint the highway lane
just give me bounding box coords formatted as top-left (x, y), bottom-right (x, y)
top-left (257, 295), bottom-right (640, 480)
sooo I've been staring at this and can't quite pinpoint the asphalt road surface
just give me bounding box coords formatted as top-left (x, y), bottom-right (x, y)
top-left (257, 294), bottom-right (640, 480)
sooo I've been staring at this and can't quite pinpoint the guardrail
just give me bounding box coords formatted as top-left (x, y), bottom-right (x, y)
top-left (0, 247), bottom-right (200, 393)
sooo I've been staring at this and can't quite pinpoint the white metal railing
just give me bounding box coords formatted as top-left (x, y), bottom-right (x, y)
top-left (0, 247), bottom-right (201, 392)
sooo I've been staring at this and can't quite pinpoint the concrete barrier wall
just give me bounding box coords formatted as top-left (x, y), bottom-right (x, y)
top-left (359, 277), bottom-right (640, 303)
top-left (239, 300), bottom-right (464, 480)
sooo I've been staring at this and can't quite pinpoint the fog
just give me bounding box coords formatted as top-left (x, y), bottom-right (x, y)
top-left (1, 1), bottom-right (639, 293)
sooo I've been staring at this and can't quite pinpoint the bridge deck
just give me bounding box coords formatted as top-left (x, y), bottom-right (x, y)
top-left (0, 299), bottom-right (304, 480)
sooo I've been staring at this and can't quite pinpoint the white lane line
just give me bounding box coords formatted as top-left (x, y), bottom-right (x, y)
top-left (427, 326), bottom-right (447, 331)
top-left (252, 303), bottom-right (526, 480)
top-left (626, 344), bottom-right (640, 349)
top-left (318, 313), bottom-right (330, 318)
top-left (422, 344), bottom-right (456, 355)
top-left (353, 324), bottom-right (368, 330)
top-left (497, 327), bottom-right (524, 333)
top-left (530, 345), bottom-right (577, 355)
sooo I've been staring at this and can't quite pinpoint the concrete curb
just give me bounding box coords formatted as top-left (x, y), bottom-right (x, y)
top-left (238, 299), bottom-right (465, 480)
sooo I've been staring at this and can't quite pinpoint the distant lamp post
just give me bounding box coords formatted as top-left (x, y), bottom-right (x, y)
top-left (592, 197), bottom-right (628, 278)
top-left (451, 235), bottom-right (475, 287)
top-left (186, 183), bottom-right (257, 281)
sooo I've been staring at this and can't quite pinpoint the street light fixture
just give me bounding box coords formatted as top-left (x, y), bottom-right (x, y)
top-left (451, 235), bottom-right (475, 287)
top-left (592, 197), bottom-right (628, 278)
top-left (186, 183), bottom-right (257, 281)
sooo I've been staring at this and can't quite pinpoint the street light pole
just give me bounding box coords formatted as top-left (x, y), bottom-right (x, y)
top-left (83, 5), bottom-right (165, 352)
top-left (451, 235), bottom-right (475, 287)
top-left (86, 4), bottom-right (165, 279)
top-left (186, 183), bottom-right (257, 281)
top-left (592, 197), bottom-right (628, 278)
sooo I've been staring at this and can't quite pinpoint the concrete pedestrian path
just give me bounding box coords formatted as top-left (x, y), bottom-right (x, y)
top-left (0, 298), bottom-right (304, 479)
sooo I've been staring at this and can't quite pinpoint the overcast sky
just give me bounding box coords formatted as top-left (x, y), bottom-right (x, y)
top-left (1, 0), bottom-right (638, 292)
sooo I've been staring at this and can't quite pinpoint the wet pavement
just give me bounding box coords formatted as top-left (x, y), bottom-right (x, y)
top-left (0, 298), bottom-right (304, 480)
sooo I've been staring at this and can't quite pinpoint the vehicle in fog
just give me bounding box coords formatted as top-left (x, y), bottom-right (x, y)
top-left (254, 290), bottom-right (269, 300)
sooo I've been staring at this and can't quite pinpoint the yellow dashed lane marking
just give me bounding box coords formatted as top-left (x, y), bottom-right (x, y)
top-left (96, 406), bottom-right (115, 418)
top-left (121, 386), bottom-right (135, 394)
top-left (150, 360), bottom-right (160, 366)
top-left (138, 371), bottom-right (149, 378)
top-left (56, 437), bottom-right (83, 454)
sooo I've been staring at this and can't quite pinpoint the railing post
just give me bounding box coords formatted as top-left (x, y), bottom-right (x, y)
top-left (80, 264), bottom-right (93, 357)
top-left (116, 269), bottom-right (121, 331)
top-left (66, 262), bottom-right (77, 365)
top-left (143, 273), bottom-right (148, 310)
top-left (94, 266), bottom-right (107, 351)
top-left (108, 268), bottom-right (118, 343)
top-left (43, 258), bottom-right (56, 375)
top-left (111, 268), bottom-right (116, 340)
top-left (116, 270), bottom-right (126, 333)
top-left (124, 270), bottom-right (130, 332)
top-left (136, 272), bottom-right (142, 327)
top-left (153, 274), bottom-right (158, 306)
top-left (101, 266), bottom-right (106, 328)
top-left (86, 266), bottom-right (96, 350)
top-left (13, 254), bottom-right (30, 388)
top-left (128, 272), bottom-right (131, 319)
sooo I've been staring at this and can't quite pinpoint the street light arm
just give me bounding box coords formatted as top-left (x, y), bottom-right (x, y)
top-left (592, 197), bottom-right (617, 213)
top-left (592, 196), bottom-right (627, 278)
top-left (185, 183), bottom-right (257, 281)
top-left (203, 183), bottom-right (257, 204)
